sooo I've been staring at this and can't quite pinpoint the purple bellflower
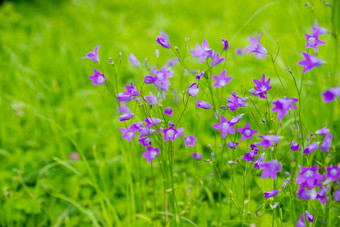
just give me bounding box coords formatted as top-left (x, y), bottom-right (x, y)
top-left (210, 51), bottom-right (225, 67)
top-left (296, 165), bottom-right (324, 190)
top-left (334, 189), bottom-right (340, 201)
top-left (304, 31), bottom-right (325, 50)
top-left (156, 31), bottom-right (171, 49)
top-left (127, 53), bottom-right (140, 67)
top-left (303, 142), bottom-right (319, 154)
top-left (258, 135), bottom-right (281, 149)
top-left (192, 152), bottom-right (202, 161)
top-left (221, 39), bottom-right (229, 50)
top-left (290, 141), bottom-right (300, 151)
top-left (298, 52), bottom-right (323, 74)
top-left (196, 72), bottom-right (204, 80)
top-left (320, 134), bottom-right (332, 152)
top-left (188, 83), bottom-right (199, 97)
top-left (164, 106), bottom-right (173, 116)
top-left (305, 211), bottom-right (314, 223)
top-left (119, 113), bottom-right (134, 122)
top-left (237, 122), bottom-right (257, 141)
top-left (244, 33), bottom-right (268, 57)
top-left (297, 186), bottom-right (316, 200)
top-left (196, 100), bottom-right (211, 109)
top-left (212, 115), bottom-right (235, 138)
top-left (260, 160), bottom-right (281, 180)
top-left (145, 118), bottom-right (161, 127)
top-left (311, 19), bottom-right (327, 35)
top-left (227, 141), bottom-right (239, 149)
top-left (227, 91), bottom-right (247, 112)
top-left (264, 189), bottom-right (280, 198)
top-left (89, 69), bottom-right (105, 86)
top-left (296, 214), bottom-right (305, 227)
top-left (142, 146), bottom-right (160, 162)
top-left (145, 92), bottom-right (158, 107)
top-left (212, 69), bottom-right (232, 88)
top-left (138, 137), bottom-right (152, 147)
top-left (316, 187), bottom-right (328, 205)
top-left (321, 86), bottom-right (340, 102)
top-left (243, 150), bottom-right (258, 162)
top-left (183, 135), bottom-right (197, 147)
top-left (271, 97), bottom-right (298, 119)
top-left (163, 125), bottom-right (179, 142)
top-left (326, 165), bottom-right (339, 181)
top-left (229, 114), bottom-right (243, 126)
top-left (81, 45), bottom-right (100, 62)
top-left (254, 154), bottom-right (264, 170)
top-left (250, 74), bottom-right (271, 99)
top-left (315, 126), bottom-right (330, 135)
top-left (190, 38), bottom-right (213, 64)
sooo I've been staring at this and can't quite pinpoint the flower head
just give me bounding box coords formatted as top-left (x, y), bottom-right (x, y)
top-left (303, 142), bottom-right (319, 154)
top-left (145, 91), bottom-right (158, 107)
top-left (258, 135), bottom-right (281, 149)
top-left (212, 115), bottom-right (235, 138)
top-left (190, 38), bottom-right (213, 64)
top-left (163, 125), bottom-right (179, 142)
top-left (250, 74), bottom-right (272, 99)
top-left (296, 165), bottom-right (324, 190)
top-left (326, 165), bottom-right (339, 181)
top-left (142, 146), bottom-right (160, 162)
top-left (305, 211), bottom-right (314, 223)
top-left (264, 189), bottom-right (280, 198)
top-left (311, 19), bottom-right (327, 35)
top-left (321, 86), bottom-right (340, 103)
top-left (196, 100), bottom-right (211, 109)
top-left (127, 53), bottom-right (140, 67)
top-left (227, 91), bottom-right (247, 112)
top-left (212, 69), bottom-right (232, 88)
top-left (120, 125), bottom-right (138, 142)
top-left (304, 32), bottom-right (325, 50)
top-left (290, 141), bottom-right (300, 151)
top-left (271, 97), bottom-right (298, 119)
top-left (316, 187), bottom-right (328, 205)
top-left (320, 134), bottom-right (332, 152)
top-left (124, 83), bottom-right (139, 97)
top-left (334, 188), bottom-right (340, 201)
top-left (297, 186), bottom-right (316, 200)
top-left (89, 69), bottom-right (105, 86)
top-left (227, 141), bottom-right (239, 149)
top-left (237, 122), bottom-right (257, 141)
top-left (243, 150), bottom-right (258, 162)
top-left (188, 83), bottom-right (199, 97)
top-left (296, 214), bottom-right (305, 227)
top-left (260, 160), bottom-right (281, 180)
top-left (221, 39), bottom-right (229, 50)
top-left (156, 31), bottom-right (171, 49)
top-left (81, 45), bottom-right (100, 62)
top-left (145, 118), bottom-right (161, 127)
top-left (192, 152), bottom-right (202, 160)
top-left (183, 135), bottom-right (197, 147)
top-left (138, 137), bottom-right (152, 147)
top-left (210, 51), bottom-right (225, 67)
top-left (195, 72), bottom-right (204, 80)
top-left (298, 52), bottom-right (323, 74)
top-left (119, 113), bottom-right (134, 122)
top-left (254, 154), bottom-right (264, 170)
top-left (244, 33), bottom-right (268, 57)
top-left (164, 106), bottom-right (173, 116)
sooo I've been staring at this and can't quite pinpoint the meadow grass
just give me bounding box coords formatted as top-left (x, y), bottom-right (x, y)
top-left (0, 0), bottom-right (339, 226)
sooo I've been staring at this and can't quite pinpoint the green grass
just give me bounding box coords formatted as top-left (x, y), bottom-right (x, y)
top-left (0, 0), bottom-right (339, 226)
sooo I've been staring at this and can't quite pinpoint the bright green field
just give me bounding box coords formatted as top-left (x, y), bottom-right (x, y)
top-left (0, 0), bottom-right (339, 226)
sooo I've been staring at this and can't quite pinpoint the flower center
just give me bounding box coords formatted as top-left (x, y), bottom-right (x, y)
top-left (260, 85), bottom-right (267, 92)
top-left (127, 132), bottom-right (134, 138)
top-left (244, 130), bottom-right (251, 137)
top-left (185, 137), bottom-right (191, 143)
top-left (308, 37), bottom-right (316, 46)
top-left (157, 72), bottom-right (165, 80)
top-left (304, 170), bottom-right (314, 178)
top-left (145, 138), bottom-right (151, 144)
top-left (222, 122), bottom-right (229, 131)
top-left (150, 150), bottom-right (157, 159)
top-left (98, 76), bottom-right (105, 84)
top-left (219, 79), bottom-right (226, 86)
top-left (330, 169), bottom-right (337, 176)
top-left (166, 129), bottom-right (175, 138)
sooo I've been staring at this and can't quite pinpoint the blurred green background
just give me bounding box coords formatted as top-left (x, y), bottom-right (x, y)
top-left (0, 0), bottom-right (339, 226)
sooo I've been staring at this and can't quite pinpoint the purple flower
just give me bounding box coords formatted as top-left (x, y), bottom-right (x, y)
top-left (145, 92), bottom-right (158, 106)
top-left (124, 83), bottom-right (139, 97)
top-left (175, 127), bottom-right (185, 138)
top-left (315, 127), bottom-right (330, 136)
top-left (81, 45), bottom-right (100, 62)
top-left (320, 134), bottom-right (332, 152)
top-left (264, 189), bottom-right (280, 198)
top-left (127, 53), bottom-right (140, 67)
top-left (254, 154), bottom-right (264, 170)
top-left (164, 106), bottom-right (173, 116)
top-left (188, 83), bottom-right (199, 97)
top-left (297, 186), bottom-right (316, 200)
top-left (260, 160), bottom-right (281, 180)
top-left (142, 146), bottom-right (160, 162)
top-left (296, 165), bottom-right (324, 190)
top-left (149, 65), bottom-right (173, 91)
top-left (296, 214), bottom-right (305, 227)
top-left (258, 135), bottom-right (281, 149)
top-left (195, 72), bottom-right (204, 80)
top-left (250, 75), bottom-right (271, 99)
top-left (138, 128), bottom-right (154, 138)
top-left (298, 52), bottom-right (323, 74)
top-left (316, 187), bottom-right (328, 205)
top-left (227, 91), bottom-right (247, 112)
top-left (237, 122), bottom-right (257, 141)
top-left (156, 31), bottom-right (171, 49)
top-left (321, 86), bottom-right (340, 102)
top-left (282, 178), bottom-right (290, 188)
top-left (290, 141), bottom-right (300, 151)
top-left (326, 165), bottom-right (339, 181)
top-left (184, 135), bottom-right (197, 147)
top-left (190, 38), bottom-right (213, 64)
top-left (212, 69), bottom-right (232, 88)
top-left (138, 137), bottom-right (152, 147)
top-left (163, 125), bottom-right (179, 142)
top-left (334, 188), bottom-right (340, 201)
top-left (305, 211), bottom-right (314, 223)
top-left (192, 152), bottom-right (202, 161)
top-left (221, 39), bottom-right (229, 50)
top-left (120, 125), bottom-right (137, 142)
top-left (144, 76), bottom-right (157, 84)
top-left (236, 48), bottom-right (244, 55)
top-left (89, 69), bottom-right (105, 86)
top-left (145, 118), bottom-right (161, 127)
top-left (227, 141), bottom-right (239, 149)
top-left (243, 150), bottom-right (258, 162)
top-left (196, 100), bottom-right (211, 109)
top-left (228, 161), bottom-right (236, 165)
top-left (119, 113), bottom-right (134, 121)
top-left (304, 32), bottom-right (325, 50)
top-left (244, 33), bottom-right (268, 57)
top-left (271, 97), bottom-right (298, 119)
top-left (117, 102), bottom-right (131, 114)
top-left (210, 51), bottom-right (225, 67)
top-left (311, 19), bottom-right (327, 35)
top-left (212, 115), bottom-right (235, 138)
top-left (303, 142), bottom-right (319, 154)
top-left (229, 114), bottom-right (243, 126)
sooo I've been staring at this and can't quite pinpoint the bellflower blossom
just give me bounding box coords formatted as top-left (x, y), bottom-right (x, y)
top-left (196, 72), bottom-right (204, 80)
top-left (296, 165), bottom-right (324, 190)
top-left (321, 86), bottom-right (340, 102)
top-left (326, 165), bottom-right (339, 181)
top-left (190, 38), bottom-right (213, 64)
top-left (243, 150), bottom-right (258, 162)
top-left (320, 134), bottom-right (332, 152)
top-left (237, 122), bottom-right (257, 141)
top-left (196, 100), bottom-right (211, 109)
top-left (210, 51), bottom-right (225, 67)
top-left (117, 102), bottom-right (130, 114)
top-left (258, 135), bottom-right (281, 149)
top-left (212, 69), bottom-right (232, 88)
top-left (221, 39), bottom-right (229, 50)
top-left (305, 211), bottom-right (314, 223)
top-left (244, 33), bottom-right (268, 57)
top-left (127, 53), bottom-right (140, 67)
top-left (290, 141), bottom-right (300, 151)
top-left (124, 83), bottom-right (139, 97)
top-left (188, 83), bottom-right (199, 97)
top-left (138, 137), bottom-right (152, 147)
top-left (316, 187), bottom-right (328, 205)
top-left (303, 142), bottom-right (319, 154)
top-left (145, 118), bottom-right (161, 127)
top-left (142, 146), bottom-right (160, 162)
top-left (298, 52), bottom-right (323, 74)
top-left (89, 69), bottom-right (105, 86)
top-left (192, 153), bottom-right (202, 161)
top-left (183, 135), bottom-right (197, 147)
top-left (81, 45), bottom-right (100, 62)
top-left (212, 115), bottom-right (235, 138)
top-left (119, 113), bottom-right (134, 122)
top-left (334, 189), bottom-right (340, 201)
top-left (227, 141), bottom-right (239, 149)
top-left (120, 125), bottom-right (138, 142)
top-left (250, 74), bottom-right (271, 99)
top-left (145, 92), bottom-right (158, 107)
top-left (229, 114), bottom-right (243, 126)
top-left (163, 125), bottom-right (179, 142)
top-left (271, 97), bottom-right (298, 119)
top-left (304, 31), bottom-right (325, 50)
top-left (264, 189), bottom-right (280, 198)
top-left (311, 19), bottom-right (327, 35)
top-left (315, 126), bottom-right (330, 135)
top-left (297, 186), bottom-right (316, 200)
top-left (254, 154), bottom-right (264, 170)
top-left (260, 160), bottom-right (281, 180)
top-left (164, 106), bottom-right (173, 116)
top-left (156, 31), bottom-right (171, 49)
top-left (227, 91), bottom-right (247, 112)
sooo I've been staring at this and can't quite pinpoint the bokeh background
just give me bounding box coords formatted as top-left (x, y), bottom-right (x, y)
top-left (0, 0), bottom-right (339, 226)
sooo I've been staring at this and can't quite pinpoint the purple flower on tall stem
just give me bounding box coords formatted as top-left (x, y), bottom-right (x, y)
top-left (188, 83), bottom-right (199, 97)
top-left (212, 115), bottom-right (235, 138)
top-left (315, 126), bottom-right (330, 135)
top-left (190, 38), bottom-right (213, 64)
top-left (237, 122), bottom-right (257, 141)
top-left (145, 92), bottom-right (158, 106)
top-left (119, 113), bottom-right (134, 122)
top-left (163, 125), bottom-right (179, 142)
top-left (290, 141), bottom-right (300, 151)
top-left (321, 86), bottom-right (340, 102)
top-left (326, 165), bottom-right (339, 181)
top-left (311, 19), bottom-right (327, 35)
top-left (297, 186), bottom-right (316, 200)
top-left (149, 65), bottom-right (173, 91)
top-left (303, 142), bottom-right (319, 154)
top-left (305, 211), bottom-right (314, 223)
top-left (124, 83), bottom-right (139, 97)
top-left (298, 52), bottom-right (323, 74)
top-left (304, 31), bottom-right (325, 50)
top-left (138, 137), bottom-right (152, 147)
top-left (120, 126), bottom-right (137, 142)
top-left (244, 33), bottom-right (268, 57)
top-left (296, 165), bottom-right (324, 190)
top-left (145, 118), bottom-right (161, 127)
top-left (142, 146), bottom-right (160, 162)
top-left (156, 31), bottom-right (171, 49)
top-left (260, 160), bottom-right (281, 180)
top-left (183, 135), bottom-right (197, 147)
top-left (258, 135), bottom-right (281, 149)
top-left (127, 53), bottom-right (140, 67)
top-left (250, 74), bottom-right (272, 99)
top-left (221, 39), bottom-right (229, 50)
top-left (264, 189), bottom-right (280, 198)
top-left (81, 45), bottom-right (100, 62)
top-left (243, 150), bottom-right (258, 162)
top-left (175, 127), bottom-right (185, 138)
top-left (227, 91), bottom-right (247, 112)
top-left (227, 142), bottom-right (239, 149)
top-left (316, 187), bottom-right (328, 205)
top-left (196, 100), bottom-right (211, 109)
top-left (320, 134), bottom-right (332, 152)
top-left (210, 51), bottom-right (225, 67)
top-left (164, 106), bottom-right (173, 116)
top-left (271, 97), bottom-right (298, 119)
top-left (229, 114), bottom-right (243, 126)
top-left (192, 152), bottom-right (202, 161)
top-left (195, 72), bottom-right (204, 80)
top-left (89, 69), bottom-right (105, 86)
top-left (254, 154), bottom-right (264, 170)
top-left (212, 69), bottom-right (232, 88)
top-left (117, 102), bottom-right (130, 114)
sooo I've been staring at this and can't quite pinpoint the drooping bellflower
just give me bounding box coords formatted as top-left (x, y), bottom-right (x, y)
top-left (212, 69), bottom-right (232, 88)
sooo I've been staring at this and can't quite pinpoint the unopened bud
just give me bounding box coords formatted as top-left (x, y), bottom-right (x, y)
top-left (108, 57), bottom-right (113, 64)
